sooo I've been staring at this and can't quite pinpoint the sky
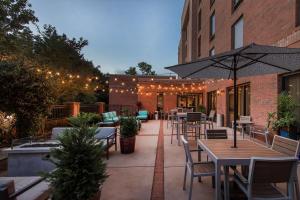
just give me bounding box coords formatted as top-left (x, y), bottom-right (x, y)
top-left (28, 0), bottom-right (184, 75)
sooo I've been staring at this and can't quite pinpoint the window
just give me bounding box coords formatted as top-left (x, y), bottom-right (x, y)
top-left (207, 91), bottom-right (217, 115)
top-left (177, 93), bottom-right (203, 111)
top-left (297, 0), bottom-right (300, 27)
top-left (283, 73), bottom-right (300, 133)
top-left (210, 12), bottom-right (216, 39)
top-left (232, 0), bottom-right (243, 11)
top-left (157, 93), bottom-right (164, 111)
top-left (227, 83), bottom-right (250, 127)
top-left (197, 36), bottom-right (201, 57)
top-left (197, 10), bottom-right (201, 31)
top-left (209, 47), bottom-right (215, 56)
top-left (232, 16), bottom-right (244, 49)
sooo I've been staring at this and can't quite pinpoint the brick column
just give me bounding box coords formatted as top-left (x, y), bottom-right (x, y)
top-left (65, 102), bottom-right (80, 117)
top-left (96, 102), bottom-right (105, 114)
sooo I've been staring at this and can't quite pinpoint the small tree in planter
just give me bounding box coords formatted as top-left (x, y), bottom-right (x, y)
top-left (120, 117), bottom-right (138, 154)
top-left (271, 92), bottom-right (297, 139)
top-left (45, 117), bottom-right (107, 200)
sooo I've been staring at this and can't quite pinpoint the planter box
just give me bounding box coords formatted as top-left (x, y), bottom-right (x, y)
top-left (120, 136), bottom-right (136, 154)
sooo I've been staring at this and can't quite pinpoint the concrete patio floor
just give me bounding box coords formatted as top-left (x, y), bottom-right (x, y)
top-left (101, 120), bottom-right (300, 200)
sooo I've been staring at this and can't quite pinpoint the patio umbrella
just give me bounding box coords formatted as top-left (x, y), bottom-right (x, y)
top-left (166, 43), bottom-right (300, 148)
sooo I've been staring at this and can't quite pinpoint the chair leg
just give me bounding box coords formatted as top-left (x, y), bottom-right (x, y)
top-left (294, 178), bottom-right (299, 200)
top-left (189, 174), bottom-right (194, 200)
top-left (171, 125), bottom-right (174, 144)
top-left (183, 166), bottom-right (187, 190)
top-left (212, 176), bottom-right (215, 188)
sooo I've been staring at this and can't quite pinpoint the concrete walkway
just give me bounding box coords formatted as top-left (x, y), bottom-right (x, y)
top-left (101, 120), bottom-right (300, 200)
top-left (101, 120), bottom-right (159, 200)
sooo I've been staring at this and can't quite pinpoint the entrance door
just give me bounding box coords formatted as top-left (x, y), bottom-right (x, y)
top-left (157, 93), bottom-right (164, 111)
top-left (207, 91), bottom-right (217, 115)
top-left (227, 83), bottom-right (250, 127)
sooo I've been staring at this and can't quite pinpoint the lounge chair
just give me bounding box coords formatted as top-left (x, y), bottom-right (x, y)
top-left (136, 110), bottom-right (148, 121)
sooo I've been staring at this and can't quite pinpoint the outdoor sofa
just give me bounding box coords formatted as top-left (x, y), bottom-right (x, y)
top-left (102, 111), bottom-right (119, 123)
top-left (136, 110), bottom-right (149, 121)
top-left (52, 127), bottom-right (117, 159)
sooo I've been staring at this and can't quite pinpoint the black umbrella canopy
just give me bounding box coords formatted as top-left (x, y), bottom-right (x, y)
top-left (166, 43), bottom-right (300, 148)
top-left (166, 43), bottom-right (300, 79)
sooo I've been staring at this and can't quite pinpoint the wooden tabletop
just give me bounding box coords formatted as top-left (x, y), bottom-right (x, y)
top-left (198, 139), bottom-right (286, 161)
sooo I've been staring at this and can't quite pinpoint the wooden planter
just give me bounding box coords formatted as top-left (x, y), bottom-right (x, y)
top-left (120, 136), bottom-right (136, 154)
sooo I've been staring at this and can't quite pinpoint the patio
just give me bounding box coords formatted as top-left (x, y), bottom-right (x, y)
top-left (101, 120), bottom-right (300, 200)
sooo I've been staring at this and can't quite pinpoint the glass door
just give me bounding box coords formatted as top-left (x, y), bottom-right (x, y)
top-left (207, 91), bottom-right (217, 115)
top-left (227, 83), bottom-right (250, 127)
top-left (284, 73), bottom-right (300, 133)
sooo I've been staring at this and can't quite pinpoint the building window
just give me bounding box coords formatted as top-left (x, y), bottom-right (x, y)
top-left (197, 10), bottom-right (201, 31)
top-left (227, 83), bottom-right (250, 127)
top-left (197, 36), bottom-right (201, 57)
top-left (283, 73), bottom-right (300, 135)
top-left (296, 0), bottom-right (300, 27)
top-left (232, 0), bottom-right (243, 12)
top-left (209, 47), bottom-right (215, 56)
top-left (210, 11), bottom-right (215, 39)
top-left (232, 16), bottom-right (244, 49)
top-left (210, 0), bottom-right (215, 7)
top-left (207, 91), bottom-right (217, 115)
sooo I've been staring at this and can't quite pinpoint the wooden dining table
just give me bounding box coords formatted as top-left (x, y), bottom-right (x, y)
top-left (197, 139), bottom-right (288, 200)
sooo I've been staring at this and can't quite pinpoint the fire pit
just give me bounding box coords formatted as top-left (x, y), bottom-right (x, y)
top-left (5, 141), bottom-right (60, 176)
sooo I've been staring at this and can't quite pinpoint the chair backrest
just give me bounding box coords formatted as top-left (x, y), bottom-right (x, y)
top-left (206, 129), bottom-right (228, 139)
top-left (271, 135), bottom-right (300, 157)
top-left (208, 110), bottom-right (216, 120)
top-left (186, 112), bottom-right (202, 122)
top-left (239, 115), bottom-right (251, 122)
top-left (181, 136), bottom-right (193, 165)
top-left (248, 157), bottom-right (298, 185)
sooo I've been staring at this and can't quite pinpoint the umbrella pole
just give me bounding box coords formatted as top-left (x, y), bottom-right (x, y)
top-left (233, 56), bottom-right (238, 148)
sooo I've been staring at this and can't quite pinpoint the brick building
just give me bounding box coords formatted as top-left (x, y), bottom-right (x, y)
top-left (109, 0), bottom-right (300, 133)
top-left (109, 74), bottom-right (206, 115)
top-left (177, 0), bottom-right (300, 129)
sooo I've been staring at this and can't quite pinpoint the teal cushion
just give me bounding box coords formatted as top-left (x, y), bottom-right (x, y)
top-left (111, 111), bottom-right (117, 117)
top-left (136, 115), bottom-right (147, 120)
top-left (107, 112), bottom-right (113, 118)
top-left (113, 117), bottom-right (119, 122)
top-left (102, 112), bottom-right (109, 120)
top-left (138, 110), bottom-right (148, 116)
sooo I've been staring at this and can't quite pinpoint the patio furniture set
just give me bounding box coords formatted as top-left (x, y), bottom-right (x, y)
top-left (166, 108), bottom-right (300, 199)
top-left (51, 110), bottom-right (149, 159)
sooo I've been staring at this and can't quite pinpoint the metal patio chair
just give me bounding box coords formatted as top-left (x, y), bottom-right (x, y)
top-left (233, 157), bottom-right (298, 200)
top-left (181, 136), bottom-right (215, 200)
top-left (271, 135), bottom-right (300, 199)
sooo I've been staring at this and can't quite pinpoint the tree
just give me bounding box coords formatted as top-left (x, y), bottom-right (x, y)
top-left (45, 117), bottom-right (107, 200)
top-left (125, 66), bottom-right (137, 75)
top-left (0, 0), bottom-right (38, 57)
top-left (137, 62), bottom-right (156, 75)
top-left (0, 61), bottom-right (56, 138)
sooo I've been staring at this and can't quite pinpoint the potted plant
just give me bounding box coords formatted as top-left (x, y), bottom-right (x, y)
top-left (197, 105), bottom-right (206, 113)
top-left (120, 116), bottom-right (138, 154)
top-left (45, 116), bottom-right (107, 200)
top-left (271, 92), bottom-right (297, 139)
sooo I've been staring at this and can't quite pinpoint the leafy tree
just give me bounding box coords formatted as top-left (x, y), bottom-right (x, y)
top-left (125, 66), bottom-right (137, 75)
top-left (0, 0), bottom-right (38, 58)
top-left (0, 61), bottom-right (56, 138)
top-left (137, 62), bottom-right (156, 75)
